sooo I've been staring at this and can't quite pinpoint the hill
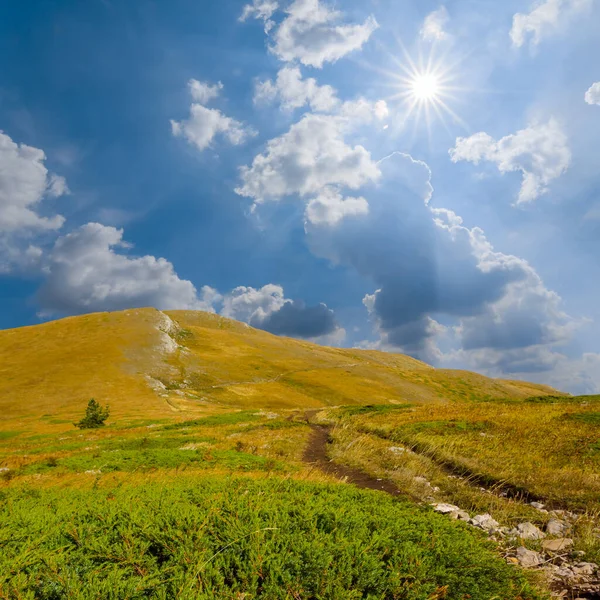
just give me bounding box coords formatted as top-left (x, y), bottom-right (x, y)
top-left (0, 307), bottom-right (559, 429)
top-left (3, 309), bottom-right (600, 599)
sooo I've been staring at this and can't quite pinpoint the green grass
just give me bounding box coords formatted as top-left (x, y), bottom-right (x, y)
top-left (568, 412), bottom-right (600, 425)
top-left (0, 476), bottom-right (544, 600)
top-left (0, 431), bottom-right (22, 441)
top-left (163, 411), bottom-right (261, 430)
top-left (339, 404), bottom-right (414, 416)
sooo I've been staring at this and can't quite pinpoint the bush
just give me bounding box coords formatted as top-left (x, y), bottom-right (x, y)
top-left (0, 477), bottom-right (544, 599)
top-left (75, 399), bottom-right (110, 429)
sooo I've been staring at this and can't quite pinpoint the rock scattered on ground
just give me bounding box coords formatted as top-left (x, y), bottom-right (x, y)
top-left (542, 538), bottom-right (574, 552)
top-left (516, 546), bottom-right (543, 568)
top-left (546, 518), bottom-right (570, 536)
top-left (510, 522), bottom-right (546, 540)
top-left (470, 513), bottom-right (500, 532)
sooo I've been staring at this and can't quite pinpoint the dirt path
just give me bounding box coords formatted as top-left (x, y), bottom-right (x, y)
top-left (302, 424), bottom-right (401, 496)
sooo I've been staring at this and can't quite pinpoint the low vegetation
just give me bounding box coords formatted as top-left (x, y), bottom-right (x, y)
top-left (0, 476), bottom-right (543, 599)
top-left (2, 308), bottom-right (597, 597)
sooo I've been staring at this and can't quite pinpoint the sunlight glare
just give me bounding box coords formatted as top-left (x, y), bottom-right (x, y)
top-left (411, 74), bottom-right (440, 101)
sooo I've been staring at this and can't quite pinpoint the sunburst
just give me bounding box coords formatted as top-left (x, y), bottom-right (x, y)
top-left (367, 38), bottom-right (470, 141)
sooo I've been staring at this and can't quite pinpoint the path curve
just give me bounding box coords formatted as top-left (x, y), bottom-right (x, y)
top-left (302, 424), bottom-right (401, 496)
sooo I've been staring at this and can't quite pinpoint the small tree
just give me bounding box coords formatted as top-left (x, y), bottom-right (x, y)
top-left (75, 398), bottom-right (110, 429)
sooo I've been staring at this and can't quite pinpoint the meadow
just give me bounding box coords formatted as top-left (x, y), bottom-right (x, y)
top-left (2, 308), bottom-right (598, 598)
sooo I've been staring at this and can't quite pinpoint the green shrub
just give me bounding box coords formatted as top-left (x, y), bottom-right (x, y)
top-left (75, 399), bottom-right (110, 429)
top-left (0, 477), bottom-right (544, 599)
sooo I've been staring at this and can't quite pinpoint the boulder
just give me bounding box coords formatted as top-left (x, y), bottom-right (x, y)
top-left (572, 562), bottom-right (597, 576)
top-left (516, 546), bottom-right (543, 568)
top-left (470, 514), bottom-right (500, 531)
top-left (449, 509), bottom-right (471, 521)
top-left (512, 522), bottom-right (546, 540)
top-left (542, 538), bottom-right (574, 552)
top-left (431, 503), bottom-right (460, 514)
top-left (546, 518), bottom-right (569, 536)
top-left (530, 501), bottom-right (545, 510)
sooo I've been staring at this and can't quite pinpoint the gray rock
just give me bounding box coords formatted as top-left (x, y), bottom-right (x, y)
top-left (516, 546), bottom-right (543, 568)
top-left (512, 522), bottom-right (546, 540)
top-left (546, 518), bottom-right (569, 536)
top-left (573, 562), bottom-right (597, 576)
top-left (470, 514), bottom-right (500, 531)
top-left (541, 538), bottom-right (573, 552)
top-left (449, 509), bottom-right (471, 521)
top-left (530, 501), bottom-right (545, 510)
top-left (431, 503), bottom-right (460, 514)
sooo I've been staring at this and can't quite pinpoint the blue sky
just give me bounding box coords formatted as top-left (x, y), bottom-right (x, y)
top-left (1, 0), bottom-right (599, 393)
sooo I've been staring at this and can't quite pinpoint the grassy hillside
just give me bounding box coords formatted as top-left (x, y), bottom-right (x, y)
top-left (4, 308), bottom-right (597, 599)
top-left (0, 308), bottom-right (559, 430)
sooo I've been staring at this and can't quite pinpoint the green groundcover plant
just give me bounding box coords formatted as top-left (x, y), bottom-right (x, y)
top-left (0, 476), bottom-right (544, 600)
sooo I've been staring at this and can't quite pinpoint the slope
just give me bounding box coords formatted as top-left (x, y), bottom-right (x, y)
top-left (0, 307), bottom-right (561, 429)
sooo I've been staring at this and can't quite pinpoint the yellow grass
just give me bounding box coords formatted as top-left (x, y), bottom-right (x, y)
top-left (0, 307), bottom-right (560, 435)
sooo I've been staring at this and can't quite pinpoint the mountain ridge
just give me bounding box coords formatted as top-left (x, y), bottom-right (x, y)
top-left (0, 307), bottom-right (562, 427)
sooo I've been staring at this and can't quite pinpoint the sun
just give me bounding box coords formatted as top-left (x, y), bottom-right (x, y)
top-left (370, 41), bottom-right (469, 138)
top-left (411, 73), bottom-right (440, 102)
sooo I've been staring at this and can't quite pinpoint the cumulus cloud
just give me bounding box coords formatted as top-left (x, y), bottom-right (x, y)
top-left (449, 119), bottom-right (571, 204)
top-left (269, 0), bottom-right (378, 68)
top-left (236, 102), bottom-right (387, 203)
top-left (220, 283), bottom-right (342, 341)
top-left (239, 0), bottom-right (279, 32)
top-left (585, 82), bottom-right (600, 105)
top-left (0, 131), bottom-right (67, 234)
top-left (37, 223), bottom-right (217, 316)
top-left (510, 0), bottom-right (592, 48)
top-left (301, 152), bottom-right (571, 369)
top-left (420, 7), bottom-right (450, 41)
top-left (171, 79), bottom-right (255, 152)
top-left (254, 66), bottom-right (339, 112)
top-left (305, 187), bottom-right (369, 226)
top-left (188, 79), bottom-right (224, 104)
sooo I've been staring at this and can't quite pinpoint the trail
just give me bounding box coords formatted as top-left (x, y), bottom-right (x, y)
top-left (302, 421), bottom-right (401, 496)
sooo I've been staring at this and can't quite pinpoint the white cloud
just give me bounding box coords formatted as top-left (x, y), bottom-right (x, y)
top-left (236, 111), bottom-right (381, 203)
top-left (270, 0), bottom-right (378, 68)
top-left (0, 131), bottom-right (67, 234)
top-left (510, 0), bottom-right (592, 48)
top-left (449, 119), bottom-right (571, 204)
top-left (254, 66), bottom-right (339, 112)
top-left (585, 82), bottom-right (600, 105)
top-left (188, 79), bottom-right (223, 104)
top-left (221, 283), bottom-right (285, 323)
top-left (420, 7), bottom-right (450, 42)
top-left (220, 283), bottom-right (342, 341)
top-left (171, 80), bottom-right (255, 152)
top-left (37, 223), bottom-right (217, 315)
top-left (305, 187), bottom-right (369, 226)
top-left (239, 0), bottom-right (279, 32)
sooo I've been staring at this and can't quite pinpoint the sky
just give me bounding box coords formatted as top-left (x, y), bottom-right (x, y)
top-left (1, 0), bottom-right (599, 393)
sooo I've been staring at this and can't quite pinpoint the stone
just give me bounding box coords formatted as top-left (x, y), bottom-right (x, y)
top-left (542, 538), bottom-right (574, 552)
top-left (449, 509), bottom-right (471, 521)
top-left (530, 501), bottom-right (545, 510)
top-left (546, 518), bottom-right (569, 536)
top-left (573, 562), bottom-right (597, 576)
top-left (389, 446), bottom-right (406, 454)
top-left (516, 546), bottom-right (543, 568)
top-left (512, 522), bottom-right (546, 540)
top-left (431, 503), bottom-right (460, 514)
top-left (470, 514), bottom-right (500, 531)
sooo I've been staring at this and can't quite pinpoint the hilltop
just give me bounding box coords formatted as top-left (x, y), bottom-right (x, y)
top-left (0, 307), bottom-right (558, 428)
